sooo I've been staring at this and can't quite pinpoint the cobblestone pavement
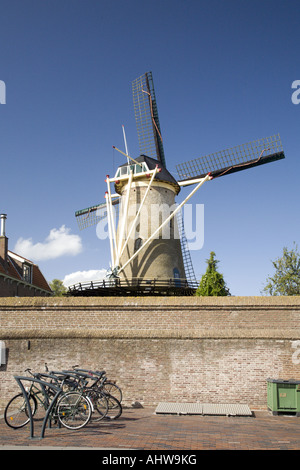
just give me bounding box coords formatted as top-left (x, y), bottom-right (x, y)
top-left (0, 408), bottom-right (299, 450)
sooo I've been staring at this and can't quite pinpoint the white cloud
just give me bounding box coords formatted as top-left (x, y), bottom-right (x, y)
top-left (14, 225), bottom-right (83, 261)
top-left (63, 269), bottom-right (107, 287)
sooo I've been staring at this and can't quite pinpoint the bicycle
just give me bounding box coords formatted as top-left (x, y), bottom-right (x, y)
top-left (43, 367), bottom-right (109, 423)
top-left (62, 369), bottom-right (111, 422)
top-left (72, 366), bottom-right (122, 402)
top-left (4, 369), bottom-right (92, 430)
top-left (70, 367), bottom-right (122, 420)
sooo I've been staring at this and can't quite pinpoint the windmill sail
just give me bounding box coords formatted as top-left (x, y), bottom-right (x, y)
top-left (176, 134), bottom-right (285, 182)
top-left (132, 72), bottom-right (166, 167)
top-left (75, 199), bottom-right (120, 230)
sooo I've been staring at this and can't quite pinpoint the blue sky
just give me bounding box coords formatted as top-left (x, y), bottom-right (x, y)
top-left (0, 0), bottom-right (299, 295)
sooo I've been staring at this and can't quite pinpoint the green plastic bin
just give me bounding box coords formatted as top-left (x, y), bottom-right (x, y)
top-left (267, 378), bottom-right (300, 416)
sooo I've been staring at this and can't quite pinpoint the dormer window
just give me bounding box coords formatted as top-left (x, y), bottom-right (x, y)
top-left (23, 263), bottom-right (32, 283)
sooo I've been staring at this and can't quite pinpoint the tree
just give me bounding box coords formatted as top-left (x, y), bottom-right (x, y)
top-left (262, 243), bottom-right (300, 296)
top-left (49, 279), bottom-right (67, 296)
top-left (196, 251), bottom-right (230, 296)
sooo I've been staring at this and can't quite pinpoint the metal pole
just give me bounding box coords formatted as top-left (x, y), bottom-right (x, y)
top-left (106, 176), bottom-right (118, 262)
top-left (122, 125), bottom-right (130, 164)
top-left (178, 176), bottom-right (211, 187)
top-left (115, 170), bottom-right (133, 269)
top-left (118, 166), bottom-right (158, 262)
top-left (105, 192), bottom-right (115, 269)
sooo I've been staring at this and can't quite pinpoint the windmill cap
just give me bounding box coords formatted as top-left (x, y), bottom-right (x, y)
top-left (117, 155), bottom-right (180, 194)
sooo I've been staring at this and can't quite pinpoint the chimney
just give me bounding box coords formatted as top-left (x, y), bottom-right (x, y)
top-left (0, 214), bottom-right (8, 270)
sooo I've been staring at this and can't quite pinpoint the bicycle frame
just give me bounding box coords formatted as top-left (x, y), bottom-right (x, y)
top-left (14, 375), bottom-right (61, 440)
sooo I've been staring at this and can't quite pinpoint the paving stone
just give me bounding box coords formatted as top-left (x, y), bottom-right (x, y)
top-left (1, 408), bottom-right (300, 450)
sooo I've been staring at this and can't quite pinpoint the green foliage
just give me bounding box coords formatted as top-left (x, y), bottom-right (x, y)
top-left (262, 243), bottom-right (300, 296)
top-left (196, 251), bottom-right (230, 296)
top-left (49, 278), bottom-right (67, 296)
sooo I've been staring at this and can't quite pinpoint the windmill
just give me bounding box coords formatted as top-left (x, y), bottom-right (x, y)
top-left (70, 72), bottom-right (285, 296)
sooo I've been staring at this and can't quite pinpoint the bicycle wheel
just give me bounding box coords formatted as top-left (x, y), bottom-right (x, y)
top-left (102, 382), bottom-right (122, 403)
top-left (90, 392), bottom-right (109, 422)
top-left (4, 393), bottom-right (37, 429)
top-left (57, 391), bottom-right (92, 430)
top-left (104, 394), bottom-right (122, 420)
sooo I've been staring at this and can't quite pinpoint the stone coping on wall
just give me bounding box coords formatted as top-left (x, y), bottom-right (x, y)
top-left (0, 295), bottom-right (300, 308)
top-left (1, 296), bottom-right (300, 340)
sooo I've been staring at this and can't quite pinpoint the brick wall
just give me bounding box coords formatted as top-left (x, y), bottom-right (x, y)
top-left (1, 296), bottom-right (300, 411)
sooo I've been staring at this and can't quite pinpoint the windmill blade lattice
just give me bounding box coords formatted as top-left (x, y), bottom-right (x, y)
top-left (176, 134), bottom-right (284, 182)
top-left (132, 72), bottom-right (166, 167)
top-left (75, 199), bottom-right (120, 231)
top-left (176, 209), bottom-right (197, 288)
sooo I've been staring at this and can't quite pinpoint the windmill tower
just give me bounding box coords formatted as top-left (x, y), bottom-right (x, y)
top-left (113, 155), bottom-right (185, 284)
top-left (71, 72), bottom-right (285, 296)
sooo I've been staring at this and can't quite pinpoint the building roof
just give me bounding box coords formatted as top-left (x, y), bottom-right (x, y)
top-left (0, 249), bottom-right (52, 294)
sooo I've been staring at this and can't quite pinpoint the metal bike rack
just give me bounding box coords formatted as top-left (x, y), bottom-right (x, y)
top-left (14, 375), bottom-right (62, 440)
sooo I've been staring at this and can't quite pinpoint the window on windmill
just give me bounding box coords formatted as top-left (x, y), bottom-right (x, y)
top-left (116, 163), bottom-right (148, 178)
top-left (135, 163), bottom-right (147, 173)
top-left (134, 237), bottom-right (143, 252)
top-left (135, 164), bottom-right (143, 173)
top-left (23, 263), bottom-right (32, 283)
top-left (120, 166), bottom-right (128, 176)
